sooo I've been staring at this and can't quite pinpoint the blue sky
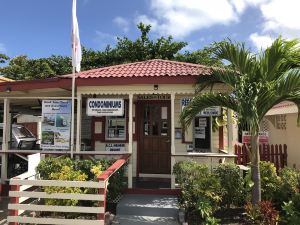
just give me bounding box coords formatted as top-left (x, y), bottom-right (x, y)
top-left (1, 0), bottom-right (299, 59)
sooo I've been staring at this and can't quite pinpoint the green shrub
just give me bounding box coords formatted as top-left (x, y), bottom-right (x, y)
top-left (37, 156), bottom-right (73, 180)
top-left (36, 157), bottom-right (126, 207)
top-left (44, 165), bottom-right (88, 207)
top-left (213, 163), bottom-right (247, 207)
top-left (275, 167), bottom-right (300, 207)
top-left (173, 161), bottom-right (223, 219)
top-left (74, 159), bottom-right (101, 180)
top-left (282, 193), bottom-right (300, 225)
top-left (196, 196), bottom-right (221, 225)
top-left (260, 161), bottom-right (281, 201)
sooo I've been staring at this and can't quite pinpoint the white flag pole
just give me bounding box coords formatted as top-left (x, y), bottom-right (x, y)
top-left (71, 0), bottom-right (81, 158)
top-left (71, 66), bottom-right (75, 159)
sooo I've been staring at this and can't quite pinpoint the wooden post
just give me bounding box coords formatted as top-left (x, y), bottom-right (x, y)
top-left (9, 178), bottom-right (20, 225)
top-left (234, 145), bottom-right (238, 164)
top-left (275, 145), bottom-right (279, 171)
top-left (271, 145), bottom-right (275, 164)
top-left (279, 144), bottom-right (283, 169)
top-left (284, 144), bottom-right (288, 166)
top-left (219, 126), bottom-right (224, 150)
top-left (97, 181), bottom-right (106, 221)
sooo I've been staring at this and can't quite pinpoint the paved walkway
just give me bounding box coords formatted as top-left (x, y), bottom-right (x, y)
top-left (113, 194), bottom-right (180, 225)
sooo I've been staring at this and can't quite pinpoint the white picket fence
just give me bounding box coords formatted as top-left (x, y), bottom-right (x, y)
top-left (7, 171), bottom-right (106, 225)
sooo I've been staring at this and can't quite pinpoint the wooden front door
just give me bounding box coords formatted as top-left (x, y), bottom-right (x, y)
top-left (138, 102), bottom-right (171, 174)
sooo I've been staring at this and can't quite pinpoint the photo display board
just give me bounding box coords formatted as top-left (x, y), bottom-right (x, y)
top-left (41, 100), bottom-right (71, 150)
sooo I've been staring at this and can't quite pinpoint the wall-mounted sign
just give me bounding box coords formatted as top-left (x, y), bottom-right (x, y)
top-left (86, 98), bottom-right (124, 116)
top-left (199, 118), bottom-right (207, 127)
top-left (105, 143), bottom-right (125, 151)
top-left (41, 100), bottom-right (71, 150)
top-left (242, 131), bottom-right (269, 144)
top-left (186, 144), bottom-right (193, 152)
top-left (181, 98), bottom-right (221, 116)
top-left (195, 127), bottom-right (206, 139)
top-left (137, 94), bottom-right (170, 100)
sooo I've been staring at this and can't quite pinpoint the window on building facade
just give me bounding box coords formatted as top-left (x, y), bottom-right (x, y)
top-left (105, 110), bottom-right (126, 140)
top-left (194, 116), bottom-right (211, 152)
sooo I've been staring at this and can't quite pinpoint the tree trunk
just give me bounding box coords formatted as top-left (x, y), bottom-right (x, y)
top-left (250, 133), bottom-right (261, 205)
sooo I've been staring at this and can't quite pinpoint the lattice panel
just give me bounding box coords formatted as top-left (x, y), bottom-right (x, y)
top-left (275, 114), bottom-right (286, 130)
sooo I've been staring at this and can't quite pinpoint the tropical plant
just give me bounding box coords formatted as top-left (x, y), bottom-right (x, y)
top-left (173, 161), bottom-right (223, 217)
top-left (282, 194), bottom-right (300, 225)
top-left (259, 161), bottom-right (280, 201)
top-left (213, 163), bottom-right (247, 207)
top-left (180, 37), bottom-right (300, 204)
top-left (275, 167), bottom-right (300, 206)
top-left (245, 200), bottom-right (279, 225)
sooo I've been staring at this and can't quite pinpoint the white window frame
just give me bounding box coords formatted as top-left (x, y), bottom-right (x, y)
top-left (105, 104), bottom-right (126, 141)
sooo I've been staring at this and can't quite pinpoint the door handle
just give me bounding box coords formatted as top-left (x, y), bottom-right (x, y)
top-left (165, 140), bottom-right (171, 143)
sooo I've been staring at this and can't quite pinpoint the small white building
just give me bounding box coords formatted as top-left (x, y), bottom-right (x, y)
top-left (0, 59), bottom-right (236, 189)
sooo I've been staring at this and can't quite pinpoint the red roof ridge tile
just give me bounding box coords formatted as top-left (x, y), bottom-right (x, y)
top-left (61, 59), bottom-right (212, 79)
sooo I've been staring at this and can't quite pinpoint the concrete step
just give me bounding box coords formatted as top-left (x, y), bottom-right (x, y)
top-left (112, 215), bottom-right (180, 225)
top-left (116, 194), bottom-right (179, 218)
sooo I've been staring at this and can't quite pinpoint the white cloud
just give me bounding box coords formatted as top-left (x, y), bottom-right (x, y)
top-left (0, 43), bottom-right (6, 53)
top-left (130, 0), bottom-right (300, 45)
top-left (136, 0), bottom-right (240, 38)
top-left (249, 33), bottom-right (274, 50)
top-left (113, 16), bottom-right (130, 33)
top-left (134, 0), bottom-right (279, 39)
top-left (260, 0), bottom-right (300, 37)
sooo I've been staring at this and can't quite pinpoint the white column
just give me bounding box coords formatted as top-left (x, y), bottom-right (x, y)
top-left (171, 93), bottom-right (175, 154)
top-left (170, 93), bottom-right (176, 189)
top-left (128, 93), bottom-right (133, 154)
top-left (127, 161), bottom-right (133, 189)
top-left (128, 93), bottom-right (133, 188)
top-left (171, 156), bottom-right (176, 189)
top-left (76, 94), bottom-right (82, 152)
top-left (227, 109), bottom-right (233, 153)
top-left (1, 98), bottom-right (10, 182)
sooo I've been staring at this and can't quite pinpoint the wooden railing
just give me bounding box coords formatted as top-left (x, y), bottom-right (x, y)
top-left (234, 144), bottom-right (287, 170)
top-left (7, 154), bottom-right (130, 225)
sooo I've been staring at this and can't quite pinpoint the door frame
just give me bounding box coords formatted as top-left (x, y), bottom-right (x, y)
top-left (136, 100), bottom-right (171, 177)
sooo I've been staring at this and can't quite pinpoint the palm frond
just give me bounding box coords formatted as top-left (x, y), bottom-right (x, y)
top-left (180, 92), bottom-right (238, 129)
top-left (195, 67), bottom-right (239, 93)
top-left (259, 37), bottom-right (300, 82)
top-left (276, 69), bottom-right (300, 94)
top-left (213, 40), bottom-right (257, 76)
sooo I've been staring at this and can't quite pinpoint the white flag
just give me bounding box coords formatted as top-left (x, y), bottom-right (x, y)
top-left (72, 0), bottom-right (82, 72)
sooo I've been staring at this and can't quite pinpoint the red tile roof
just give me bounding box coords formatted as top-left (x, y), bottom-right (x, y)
top-left (63, 59), bottom-right (211, 79)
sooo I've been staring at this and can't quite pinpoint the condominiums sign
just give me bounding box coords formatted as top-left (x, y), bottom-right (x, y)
top-left (87, 98), bottom-right (124, 116)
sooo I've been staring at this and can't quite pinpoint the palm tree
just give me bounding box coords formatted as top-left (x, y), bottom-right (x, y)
top-left (180, 38), bottom-right (300, 204)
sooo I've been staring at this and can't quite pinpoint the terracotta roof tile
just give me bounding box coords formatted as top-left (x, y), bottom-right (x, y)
top-left (62, 59), bottom-right (211, 79)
